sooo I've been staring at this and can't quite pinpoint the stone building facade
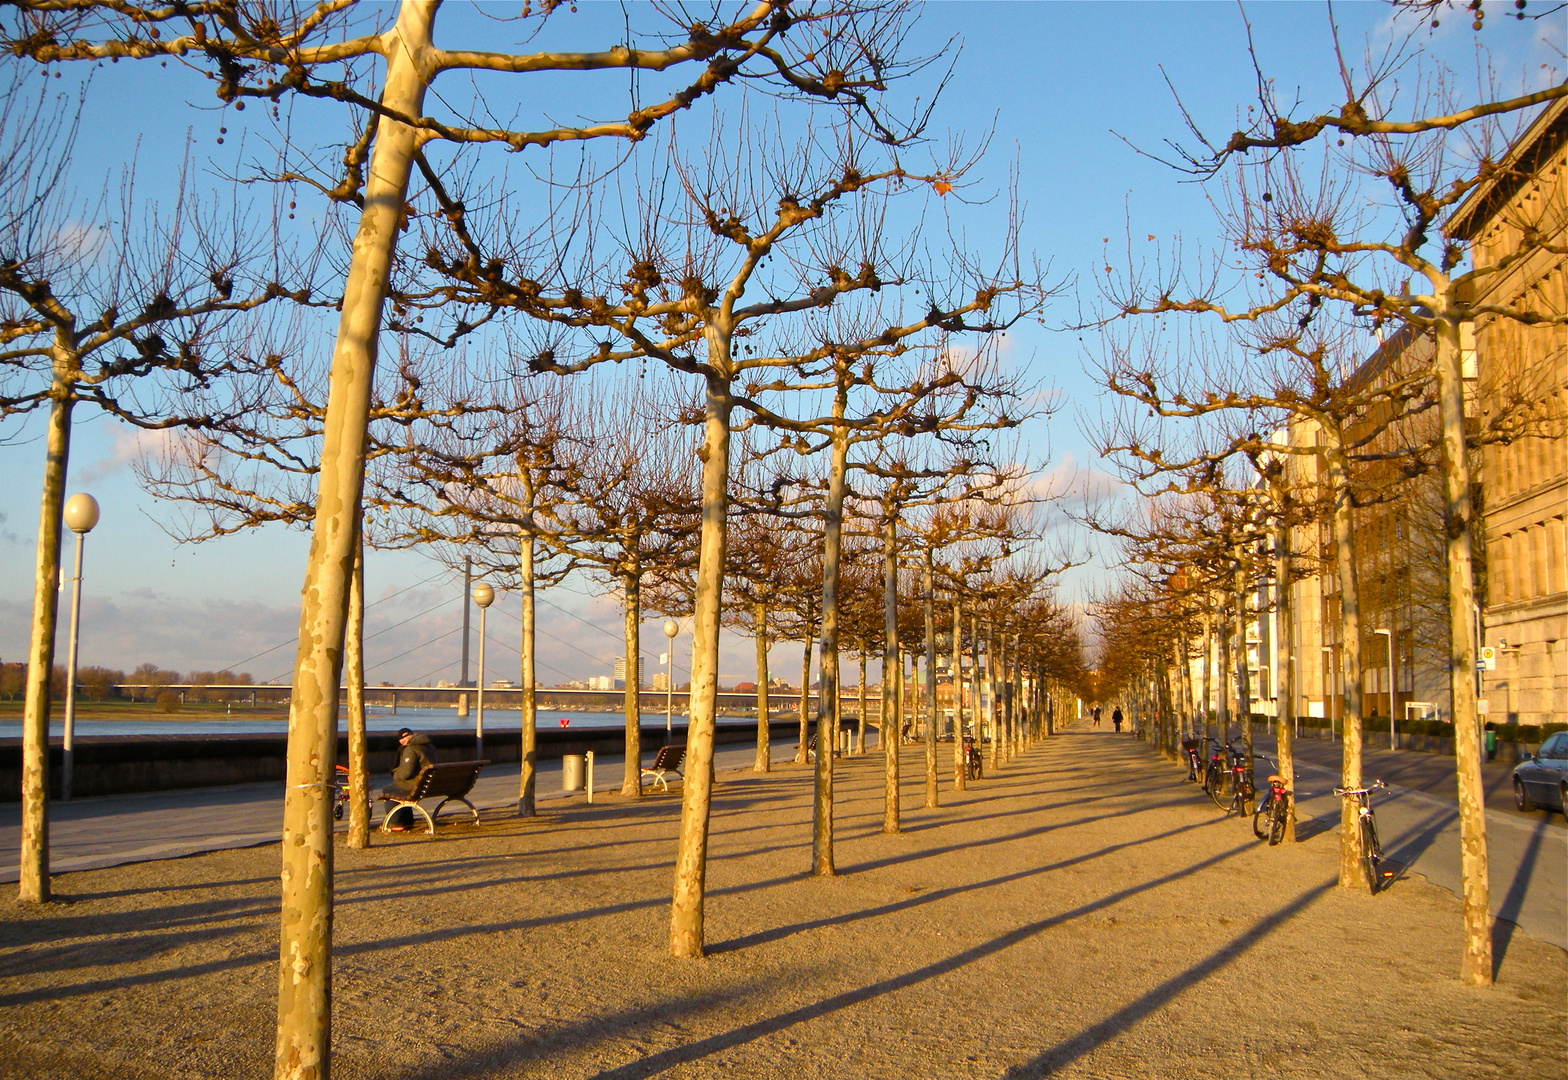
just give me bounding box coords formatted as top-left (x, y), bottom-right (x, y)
top-left (1449, 98), bottom-right (1568, 729)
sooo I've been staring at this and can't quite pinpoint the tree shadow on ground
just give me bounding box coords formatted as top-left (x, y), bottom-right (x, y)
top-left (1492, 813), bottom-right (1554, 977)
top-left (360, 840), bottom-right (1260, 1080)
top-left (707, 816), bottom-right (1230, 955)
top-left (997, 879), bottom-right (1335, 1078)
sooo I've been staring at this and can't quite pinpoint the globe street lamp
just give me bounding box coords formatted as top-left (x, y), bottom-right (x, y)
top-left (663, 619), bottom-right (679, 738)
top-left (472, 582), bottom-right (494, 759)
top-left (60, 493), bottom-right (100, 802)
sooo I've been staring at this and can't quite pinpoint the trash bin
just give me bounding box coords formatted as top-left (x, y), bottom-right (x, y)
top-left (562, 753), bottom-right (585, 791)
top-left (1484, 728), bottom-right (1497, 762)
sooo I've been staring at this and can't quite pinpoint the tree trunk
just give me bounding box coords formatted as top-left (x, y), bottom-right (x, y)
top-left (952, 600), bottom-right (966, 790)
top-left (669, 370), bottom-right (732, 959)
top-left (984, 619), bottom-right (999, 771)
top-left (796, 629), bottom-right (813, 764)
top-left (275, 8), bottom-right (434, 1075)
top-left (346, 539), bottom-right (370, 850)
top-left (856, 639), bottom-right (868, 756)
top-left (1201, 608), bottom-right (1215, 744)
top-left (1434, 315), bottom-right (1492, 985)
top-left (923, 554), bottom-right (938, 808)
top-left (1325, 432), bottom-right (1366, 889)
top-left (1216, 606), bottom-right (1232, 746)
top-left (621, 567), bottom-right (643, 797)
top-left (754, 602), bottom-right (770, 772)
top-left (1274, 522), bottom-right (1297, 843)
top-left (812, 398), bottom-right (848, 876)
top-left (518, 491), bottom-right (538, 817)
top-left (881, 503), bottom-right (900, 833)
top-left (1236, 560), bottom-right (1254, 764)
top-left (971, 611), bottom-right (983, 768)
top-left (17, 368), bottom-right (73, 904)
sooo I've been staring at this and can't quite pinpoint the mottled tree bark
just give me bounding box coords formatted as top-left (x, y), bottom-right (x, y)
top-left (796, 631), bottom-right (813, 764)
top-left (881, 507), bottom-right (900, 832)
top-left (1324, 431), bottom-right (1366, 889)
top-left (923, 555), bottom-right (939, 808)
top-left (1434, 317), bottom-right (1492, 984)
top-left (346, 541), bottom-right (370, 850)
top-left (518, 491), bottom-right (538, 817)
top-left (857, 640), bottom-right (868, 756)
top-left (1273, 524), bottom-right (1298, 843)
top-left (1216, 607), bottom-right (1232, 746)
top-left (755, 602), bottom-right (770, 772)
top-left (669, 371), bottom-right (732, 957)
top-left (812, 398), bottom-right (848, 876)
top-left (17, 363), bottom-right (73, 904)
top-left (952, 600), bottom-right (967, 790)
top-left (621, 567), bottom-right (643, 796)
top-left (275, 7), bottom-right (434, 1075)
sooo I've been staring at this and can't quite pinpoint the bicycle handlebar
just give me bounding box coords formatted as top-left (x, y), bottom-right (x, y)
top-left (1333, 779), bottom-right (1388, 798)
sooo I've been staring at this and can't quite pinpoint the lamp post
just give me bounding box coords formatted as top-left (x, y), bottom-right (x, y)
top-left (663, 619), bottom-right (679, 738)
top-left (60, 493), bottom-right (99, 802)
top-left (1374, 628), bottom-right (1396, 751)
top-left (1321, 645), bottom-right (1336, 743)
top-left (472, 582), bottom-right (494, 759)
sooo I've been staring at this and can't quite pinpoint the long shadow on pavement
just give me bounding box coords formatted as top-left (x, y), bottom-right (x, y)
top-left (998, 879), bottom-right (1335, 1078)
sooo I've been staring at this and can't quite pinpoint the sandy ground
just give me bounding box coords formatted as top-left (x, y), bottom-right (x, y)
top-left (0, 728), bottom-right (1562, 1080)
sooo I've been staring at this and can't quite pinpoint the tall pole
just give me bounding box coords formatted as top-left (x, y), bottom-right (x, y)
top-left (460, 556), bottom-right (472, 688)
top-left (59, 494), bottom-right (99, 803)
top-left (1375, 628), bottom-right (1396, 751)
top-left (473, 583), bottom-right (493, 759)
top-left (664, 620), bottom-right (679, 739)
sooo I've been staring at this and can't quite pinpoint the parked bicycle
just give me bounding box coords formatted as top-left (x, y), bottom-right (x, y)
top-left (962, 734), bottom-right (984, 781)
top-left (1333, 779), bottom-right (1390, 894)
top-left (332, 764), bottom-right (373, 823)
top-left (1252, 757), bottom-right (1291, 845)
top-left (1211, 738), bottom-right (1255, 816)
top-left (1201, 737), bottom-right (1229, 797)
top-left (1181, 737), bottom-right (1202, 783)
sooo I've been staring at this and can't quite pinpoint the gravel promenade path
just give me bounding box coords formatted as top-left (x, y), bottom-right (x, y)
top-left (1, 727), bottom-right (1562, 1079)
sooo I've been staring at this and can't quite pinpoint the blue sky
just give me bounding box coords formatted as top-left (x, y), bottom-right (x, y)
top-left (0, 1), bottom-right (1558, 686)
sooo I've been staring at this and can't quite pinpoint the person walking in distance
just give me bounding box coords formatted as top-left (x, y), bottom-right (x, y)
top-left (1092, 706), bottom-right (1103, 728)
top-left (1111, 707), bottom-right (1124, 734)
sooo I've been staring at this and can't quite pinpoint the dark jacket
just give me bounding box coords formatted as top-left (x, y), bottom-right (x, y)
top-left (390, 734), bottom-right (434, 791)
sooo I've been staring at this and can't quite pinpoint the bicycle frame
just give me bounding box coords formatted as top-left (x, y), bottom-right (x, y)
top-left (1333, 780), bottom-right (1389, 893)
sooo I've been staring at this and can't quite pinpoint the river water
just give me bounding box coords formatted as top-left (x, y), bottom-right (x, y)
top-left (0, 706), bottom-right (695, 739)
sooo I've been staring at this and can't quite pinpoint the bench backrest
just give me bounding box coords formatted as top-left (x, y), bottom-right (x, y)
top-left (650, 745), bottom-right (685, 772)
top-left (409, 760), bottom-right (488, 800)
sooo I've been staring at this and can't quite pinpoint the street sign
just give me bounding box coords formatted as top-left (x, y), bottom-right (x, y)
top-left (1479, 646), bottom-right (1497, 671)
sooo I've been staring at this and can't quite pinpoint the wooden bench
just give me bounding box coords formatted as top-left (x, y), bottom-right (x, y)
top-left (640, 745), bottom-right (685, 793)
top-left (379, 759), bottom-right (489, 836)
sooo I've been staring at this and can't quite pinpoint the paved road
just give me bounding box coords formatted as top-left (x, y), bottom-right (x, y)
top-left (0, 738), bottom-right (802, 884)
top-left (1179, 728), bottom-right (1566, 951)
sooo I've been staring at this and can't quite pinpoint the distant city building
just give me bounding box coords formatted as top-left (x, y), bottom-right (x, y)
top-left (587, 675), bottom-right (613, 691)
top-left (651, 672), bottom-right (671, 691)
top-left (489, 679), bottom-right (516, 689)
top-left (612, 656), bottom-right (647, 690)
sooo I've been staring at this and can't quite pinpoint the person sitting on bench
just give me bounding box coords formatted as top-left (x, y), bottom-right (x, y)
top-left (385, 728), bottom-right (433, 831)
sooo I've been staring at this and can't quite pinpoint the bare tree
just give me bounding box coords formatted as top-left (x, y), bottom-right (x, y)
top-left (0, 75), bottom-right (312, 902)
top-left (1116, 26), bottom-right (1565, 981)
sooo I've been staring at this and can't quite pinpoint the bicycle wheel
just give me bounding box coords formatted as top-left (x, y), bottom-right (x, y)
top-left (1360, 815), bottom-right (1382, 895)
top-left (1268, 797), bottom-right (1288, 846)
top-left (1208, 768), bottom-right (1231, 809)
top-left (1252, 793), bottom-right (1274, 840)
